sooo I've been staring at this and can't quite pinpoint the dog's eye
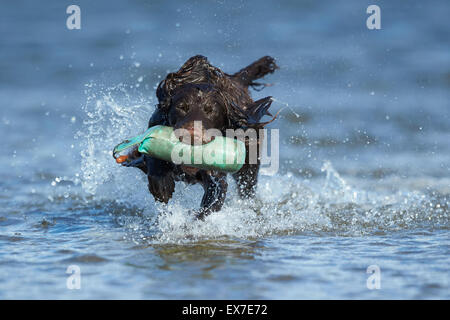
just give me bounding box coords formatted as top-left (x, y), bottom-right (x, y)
top-left (204, 105), bottom-right (213, 114)
top-left (178, 104), bottom-right (189, 113)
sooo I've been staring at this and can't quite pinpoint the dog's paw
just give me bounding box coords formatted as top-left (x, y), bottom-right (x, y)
top-left (122, 154), bottom-right (145, 168)
top-left (148, 174), bottom-right (175, 204)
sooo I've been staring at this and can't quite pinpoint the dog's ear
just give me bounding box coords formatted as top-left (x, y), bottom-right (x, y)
top-left (246, 96), bottom-right (273, 124)
top-left (228, 96), bottom-right (278, 129)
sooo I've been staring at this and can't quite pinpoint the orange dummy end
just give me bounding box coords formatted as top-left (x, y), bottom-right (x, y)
top-left (115, 155), bottom-right (129, 164)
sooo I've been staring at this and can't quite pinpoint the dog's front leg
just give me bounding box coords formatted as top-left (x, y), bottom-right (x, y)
top-left (196, 172), bottom-right (228, 219)
top-left (146, 156), bottom-right (175, 204)
top-left (232, 163), bottom-right (259, 199)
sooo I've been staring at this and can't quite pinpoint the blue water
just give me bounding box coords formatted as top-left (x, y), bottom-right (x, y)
top-left (0, 0), bottom-right (449, 299)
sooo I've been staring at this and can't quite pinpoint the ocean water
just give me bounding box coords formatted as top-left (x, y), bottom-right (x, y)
top-left (0, 0), bottom-right (449, 299)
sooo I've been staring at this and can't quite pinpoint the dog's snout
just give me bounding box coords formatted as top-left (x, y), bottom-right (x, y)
top-left (177, 122), bottom-right (213, 145)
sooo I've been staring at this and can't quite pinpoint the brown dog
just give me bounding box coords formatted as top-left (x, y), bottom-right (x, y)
top-left (122, 55), bottom-right (278, 218)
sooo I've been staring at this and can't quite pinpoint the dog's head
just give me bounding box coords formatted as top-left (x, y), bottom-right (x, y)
top-left (156, 55), bottom-right (277, 145)
top-left (166, 83), bottom-right (228, 145)
top-left (156, 56), bottom-right (231, 145)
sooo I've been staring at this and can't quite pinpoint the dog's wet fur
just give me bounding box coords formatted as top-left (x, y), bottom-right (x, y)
top-left (124, 55), bottom-right (278, 219)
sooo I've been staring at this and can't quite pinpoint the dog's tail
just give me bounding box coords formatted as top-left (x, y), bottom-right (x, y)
top-left (232, 56), bottom-right (278, 89)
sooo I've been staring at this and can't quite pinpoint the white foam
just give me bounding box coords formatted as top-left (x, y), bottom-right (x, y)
top-left (76, 85), bottom-right (449, 244)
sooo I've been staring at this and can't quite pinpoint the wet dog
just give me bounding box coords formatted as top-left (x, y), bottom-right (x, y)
top-left (123, 55), bottom-right (278, 218)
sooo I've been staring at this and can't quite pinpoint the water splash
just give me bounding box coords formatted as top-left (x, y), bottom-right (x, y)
top-left (75, 84), bottom-right (449, 244)
top-left (76, 82), bottom-right (155, 203)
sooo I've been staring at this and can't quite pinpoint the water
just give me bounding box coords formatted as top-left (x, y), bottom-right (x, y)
top-left (0, 0), bottom-right (449, 299)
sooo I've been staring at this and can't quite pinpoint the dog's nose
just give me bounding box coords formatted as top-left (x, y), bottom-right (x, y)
top-left (181, 126), bottom-right (202, 145)
top-left (178, 125), bottom-right (212, 145)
